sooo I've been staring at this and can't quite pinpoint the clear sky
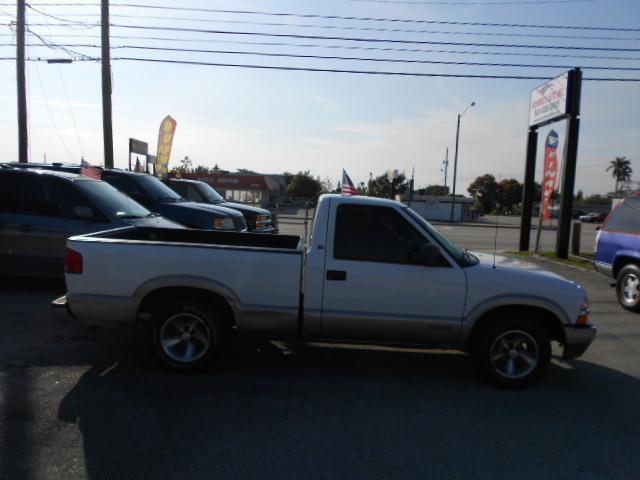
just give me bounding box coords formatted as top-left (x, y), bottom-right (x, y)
top-left (1, 0), bottom-right (638, 195)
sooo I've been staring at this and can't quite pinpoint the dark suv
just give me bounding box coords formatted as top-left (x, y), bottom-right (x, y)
top-left (593, 195), bottom-right (640, 312)
top-left (100, 170), bottom-right (247, 231)
top-left (163, 178), bottom-right (274, 233)
top-left (3, 163), bottom-right (247, 231)
top-left (0, 167), bottom-right (181, 277)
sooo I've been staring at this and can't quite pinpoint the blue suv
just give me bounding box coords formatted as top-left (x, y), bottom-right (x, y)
top-left (594, 195), bottom-right (640, 312)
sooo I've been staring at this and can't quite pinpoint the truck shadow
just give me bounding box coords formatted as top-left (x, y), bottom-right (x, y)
top-left (1, 276), bottom-right (639, 479)
top-left (48, 333), bottom-right (640, 479)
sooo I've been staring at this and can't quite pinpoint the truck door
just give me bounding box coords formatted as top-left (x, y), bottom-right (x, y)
top-left (320, 203), bottom-right (467, 344)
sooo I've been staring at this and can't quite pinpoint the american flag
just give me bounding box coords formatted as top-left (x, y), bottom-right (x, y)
top-left (80, 160), bottom-right (102, 180)
top-left (341, 169), bottom-right (357, 196)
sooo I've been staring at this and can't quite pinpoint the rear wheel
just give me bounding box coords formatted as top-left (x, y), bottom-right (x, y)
top-left (617, 264), bottom-right (640, 312)
top-left (150, 299), bottom-right (223, 370)
top-left (473, 318), bottom-right (551, 388)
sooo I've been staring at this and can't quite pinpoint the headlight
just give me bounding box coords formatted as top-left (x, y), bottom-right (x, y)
top-left (577, 300), bottom-right (590, 325)
top-left (213, 217), bottom-right (235, 230)
top-left (255, 214), bottom-right (272, 229)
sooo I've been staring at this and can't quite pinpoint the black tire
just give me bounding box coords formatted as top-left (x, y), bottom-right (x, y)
top-left (616, 264), bottom-right (640, 313)
top-left (150, 298), bottom-right (224, 371)
top-left (472, 317), bottom-right (551, 389)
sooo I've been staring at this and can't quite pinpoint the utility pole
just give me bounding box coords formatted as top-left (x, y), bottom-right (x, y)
top-left (101, 0), bottom-right (114, 168)
top-left (449, 101), bottom-right (475, 222)
top-left (17, 0), bottom-right (28, 163)
top-left (442, 147), bottom-right (449, 188)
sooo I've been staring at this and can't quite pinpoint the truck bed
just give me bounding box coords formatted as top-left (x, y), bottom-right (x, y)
top-left (88, 226), bottom-right (303, 251)
top-left (64, 227), bottom-right (304, 333)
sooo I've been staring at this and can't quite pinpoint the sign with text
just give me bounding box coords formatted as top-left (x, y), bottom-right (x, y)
top-left (542, 130), bottom-right (560, 221)
top-left (529, 72), bottom-right (569, 127)
top-left (129, 138), bottom-right (148, 156)
top-left (154, 115), bottom-right (177, 179)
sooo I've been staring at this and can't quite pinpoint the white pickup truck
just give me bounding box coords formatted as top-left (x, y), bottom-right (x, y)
top-left (54, 194), bottom-right (596, 388)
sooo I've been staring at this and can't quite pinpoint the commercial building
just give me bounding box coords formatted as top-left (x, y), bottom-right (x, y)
top-left (182, 172), bottom-right (286, 208)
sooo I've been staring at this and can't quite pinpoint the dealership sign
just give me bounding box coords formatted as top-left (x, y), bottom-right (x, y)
top-left (529, 73), bottom-right (569, 127)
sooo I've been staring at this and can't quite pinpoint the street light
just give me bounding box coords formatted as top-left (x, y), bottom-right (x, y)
top-left (449, 101), bottom-right (475, 222)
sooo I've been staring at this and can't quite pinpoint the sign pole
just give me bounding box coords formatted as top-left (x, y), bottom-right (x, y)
top-left (555, 68), bottom-right (582, 259)
top-left (519, 127), bottom-right (538, 251)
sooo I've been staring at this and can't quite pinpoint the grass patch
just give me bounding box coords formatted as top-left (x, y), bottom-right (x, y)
top-left (507, 250), bottom-right (594, 270)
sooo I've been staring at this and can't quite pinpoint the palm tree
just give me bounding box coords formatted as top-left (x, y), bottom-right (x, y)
top-left (606, 156), bottom-right (633, 194)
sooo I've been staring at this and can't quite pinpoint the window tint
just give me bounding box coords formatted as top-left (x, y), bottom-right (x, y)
top-left (186, 185), bottom-right (204, 202)
top-left (168, 181), bottom-right (187, 197)
top-left (605, 198), bottom-right (640, 235)
top-left (334, 204), bottom-right (426, 264)
top-left (23, 176), bottom-right (93, 219)
top-left (0, 172), bottom-right (21, 212)
top-left (102, 175), bottom-right (142, 196)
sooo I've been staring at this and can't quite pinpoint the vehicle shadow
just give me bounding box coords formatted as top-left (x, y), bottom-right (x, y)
top-left (44, 333), bottom-right (640, 479)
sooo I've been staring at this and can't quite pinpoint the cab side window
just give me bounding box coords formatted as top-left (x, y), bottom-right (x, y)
top-left (334, 204), bottom-right (427, 264)
top-left (0, 173), bottom-right (21, 213)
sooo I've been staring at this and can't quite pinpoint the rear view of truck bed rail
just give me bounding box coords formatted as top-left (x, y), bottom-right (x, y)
top-left (85, 226), bottom-right (303, 251)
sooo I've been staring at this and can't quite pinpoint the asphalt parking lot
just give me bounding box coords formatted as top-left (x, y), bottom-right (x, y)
top-left (1, 253), bottom-right (639, 479)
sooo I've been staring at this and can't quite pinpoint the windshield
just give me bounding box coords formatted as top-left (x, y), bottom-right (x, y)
top-left (137, 175), bottom-right (184, 202)
top-left (76, 180), bottom-right (151, 219)
top-left (403, 207), bottom-right (477, 266)
top-left (195, 182), bottom-right (225, 204)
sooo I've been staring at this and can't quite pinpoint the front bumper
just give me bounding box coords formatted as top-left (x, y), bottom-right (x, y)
top-left (563, 324), bottom-right (597, 359)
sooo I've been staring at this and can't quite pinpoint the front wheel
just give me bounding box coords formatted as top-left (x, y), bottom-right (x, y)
top-left (617, 264), bottom-right (640, 312)
top-left (473, 318), bottom-right (551, 389)
top-left (150, 299), bottom-right (222, 370)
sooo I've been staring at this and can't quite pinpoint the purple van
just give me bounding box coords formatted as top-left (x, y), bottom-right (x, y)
top-left (593, 195), bottom-right (640, 312)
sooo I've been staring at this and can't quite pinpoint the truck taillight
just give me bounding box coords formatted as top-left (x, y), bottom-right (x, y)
top-left (64, 248), bottom-right (83, 274)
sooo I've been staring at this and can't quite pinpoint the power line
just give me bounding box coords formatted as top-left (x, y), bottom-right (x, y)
top-left (110, 56), bottom-right (640, 81)
top-left (32, 57), bottom-right (75, 161)
top-left (17, 42), bottom-right (640, 71)
top-left (348, 0), bottom-right (595, 5)
top-left (16, 3), bottom-right (640, 33)
top-left (17, 31), bottom-right (640, 62)
top-left (93, 24), bottom-right (640, 53)
top-left (42, 11), bottom-right (85, 157)
top-left (23, 8), bottom-right (640, 42)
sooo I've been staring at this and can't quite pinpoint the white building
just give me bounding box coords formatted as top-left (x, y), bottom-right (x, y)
top-left (399, 195), bottom-right (475, 222)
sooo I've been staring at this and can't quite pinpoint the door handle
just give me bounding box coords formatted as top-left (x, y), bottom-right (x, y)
top-left (21, 224), bottom-right (32, 233)
top-left (326, 270), bottom-right (347, 281)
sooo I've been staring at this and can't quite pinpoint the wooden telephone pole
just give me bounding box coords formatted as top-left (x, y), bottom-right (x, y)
top-left (101, 0), bottom-right (114, 168)
top-left (17, 0), bottom-right (28, 163)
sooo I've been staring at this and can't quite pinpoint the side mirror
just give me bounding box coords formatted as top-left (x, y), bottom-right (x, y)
top-left (73, 206), bottom-right (94, 221)
top-left (410, 244), bottom-right (442, 266)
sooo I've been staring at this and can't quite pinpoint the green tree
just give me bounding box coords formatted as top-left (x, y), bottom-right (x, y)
top-left (468, 174), bottom-right (500, 213)
top-left (368, 172), bottom-right (407, 199)
top-left (497, 178), bottom-right (523, 213)
top-left (286, 170), bottom-right (323, 201)
top-left (606, 156), bottom-right (633, 194)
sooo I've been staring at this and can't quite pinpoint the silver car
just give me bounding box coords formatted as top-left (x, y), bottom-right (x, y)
top-left (0, 167), bottom-right (182, 277)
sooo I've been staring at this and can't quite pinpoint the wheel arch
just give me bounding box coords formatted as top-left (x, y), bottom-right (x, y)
top-left (612, 254), bottom-right (640, 278)
top-left (465, 303), bottom-right (566, 351)
top-left (135, 276), bottom-right (240, 329)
